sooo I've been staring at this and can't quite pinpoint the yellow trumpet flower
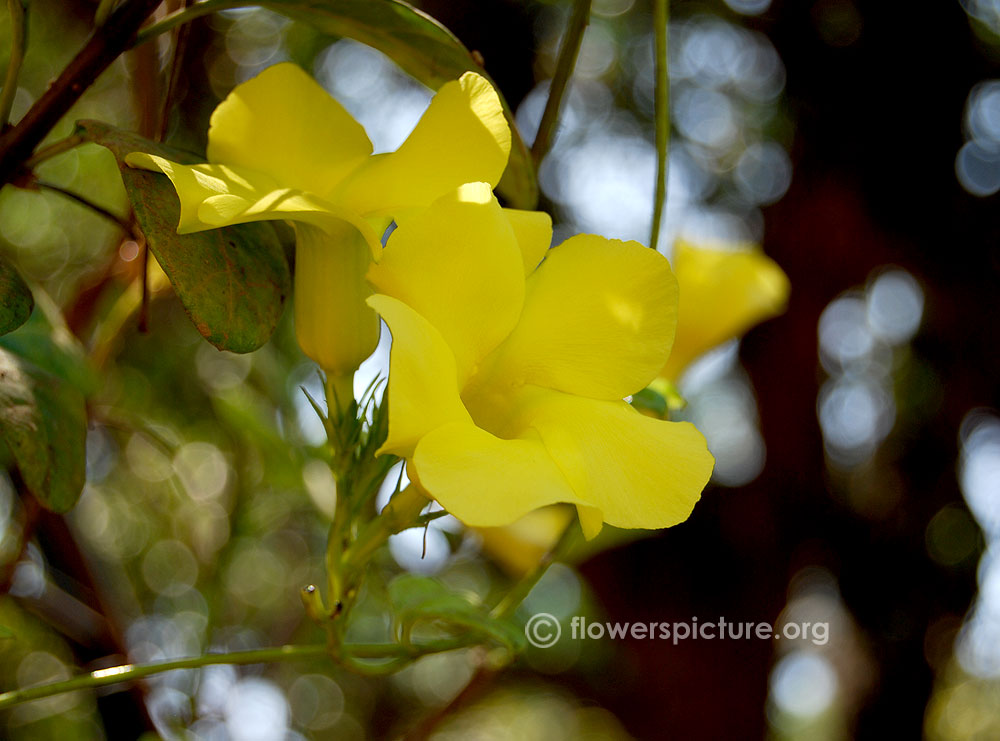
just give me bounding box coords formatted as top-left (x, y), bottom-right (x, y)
top-left (367, 183), bottom-right (714, 539)
top-left (126, 62), bottom-right (510, 383)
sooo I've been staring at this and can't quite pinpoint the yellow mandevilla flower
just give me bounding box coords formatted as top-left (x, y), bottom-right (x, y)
top-left (367, 183), bottom-right (715, 538)
top-left (124, 62), bottom-right (510, 385)
top-left (659, 238), bottom-right (790, 384)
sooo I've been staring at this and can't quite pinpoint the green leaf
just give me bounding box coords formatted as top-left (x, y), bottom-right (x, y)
top-left (0, 346), bottom-right (87, 513)
top-left (0, 624), bottom-right (14, 640)
top-left (389, 573), bottom-right (525, 652)
top-left (0, 253), bottom-right (32, 336)
top-left (76, 120), bottom-right (291, 354)
top-left (0, 288), bottom-right (97, 395)
top-left (261, 0), bottom-right (538, 209)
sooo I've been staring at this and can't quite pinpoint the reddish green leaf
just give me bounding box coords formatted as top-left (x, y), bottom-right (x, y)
top-left (77, 120), bottom-right (291, 354)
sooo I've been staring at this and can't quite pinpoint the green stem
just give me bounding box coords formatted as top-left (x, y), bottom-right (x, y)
top-left (342, 486), bottom-right (428, 575)
top-left (0, 0), bottom-right (27, 128)
top-left (322, 369), bottom-right (356, 619)
top-left (0, 645), bottom-right (328, 710)
top-left (35, 180), bottom-right (137, 237)
top-left (23, 134), bottom-right (84, 169)
top-left (325, 512), bottom-right (348, 617)
top-left (490, 519), bottom-right (579, 620)
top-left (339, 637), bottom-right (476, 676)
top-left (649, 0), bottom-right (670, 251)
top-left (530, 0), bottom-right (592, 167)
top-left (326, 485), bottom-right (426, 621)
top-left (0, 636), bottom-right (479, 709)
top-left (325, 372), bottom-right (356, 424)
top-left (346, 638), bottom-right (467, 659)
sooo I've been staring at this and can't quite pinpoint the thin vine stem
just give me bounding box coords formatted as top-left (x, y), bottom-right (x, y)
top-left (0, 0), bottom-right (27, 127)
top-left (34, 180), bottom-right (137, 238)
top-left (490, 517), bottom-right (579, 620)
top-left (530, 0), bottom-right (592, 167)
top-left (0, 636), bottom-right (480, 710)
top-left (0, 645), bottom-right (327, 710)
top-left (649, 0), bottom-right (670, 251)
top-left (23, 134), bottom-right (84, 169)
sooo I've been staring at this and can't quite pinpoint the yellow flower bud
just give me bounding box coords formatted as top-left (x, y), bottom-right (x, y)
top-left (661, 238), bottom-right (790, 383)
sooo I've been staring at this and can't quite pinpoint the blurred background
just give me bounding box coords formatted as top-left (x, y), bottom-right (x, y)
top-left (0, 0), bottom-right (999, 738)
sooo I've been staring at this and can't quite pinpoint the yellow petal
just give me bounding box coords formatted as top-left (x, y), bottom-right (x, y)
top-left (476, 505), bottom-right (575, 575)
top-left (333, 72), bottom-right (510, 217)
top-left (411, 422), bottom-right (584, 527)
top-left (206, 62), bottom-right (372, 197)
top-left (367, 295), bottom-right (472, 458)
top-left (576, 506), bottom-right (604, 540)
top-left (124, 153), bottom-right (383, 257)
top-left (503, 207), bottom-right (552, 275)
top-left (662, 239), bottom-right (789, 381)
top-left (523, 387), bottom-right (714, 532)
top-left (294, 223), bottom-right (379, 376)
top-left (367, 184), bottom-right (525, 383)
top-left (491, 234), bottom-right (678, 400)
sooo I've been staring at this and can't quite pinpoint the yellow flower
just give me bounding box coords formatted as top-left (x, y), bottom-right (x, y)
top-left (367, 183), bottom-right (714, 538)
top-left (125, 62), bottom-right (510, 379)
top-left (660, 238), bottom-right (790, 383)
top-left (480, 238), bottom-right (789, 571)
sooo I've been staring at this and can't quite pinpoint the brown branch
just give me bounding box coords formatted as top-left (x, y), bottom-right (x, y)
top-left (0, 0), bottom-right (163, 186)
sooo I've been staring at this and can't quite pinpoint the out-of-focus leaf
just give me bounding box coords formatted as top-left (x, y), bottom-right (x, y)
top-left (0, 600), bottom-right (104, 739)
top-left (212, 387), bottom-right (305, 489)
top-left (76, 120), bottom-right (291, 354)
top-left (0, 624), bottom-right (13, 640)
top-left (389, 573), bottom-right (525, 652)
top-left (0, 347), bottom-right (86, 513)
top-left (0, 255), bottom-right (32, 336)
top-left (0, 289), bottom-right (97, 395)
top-left (261, 0), bottom-right (538, 209)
